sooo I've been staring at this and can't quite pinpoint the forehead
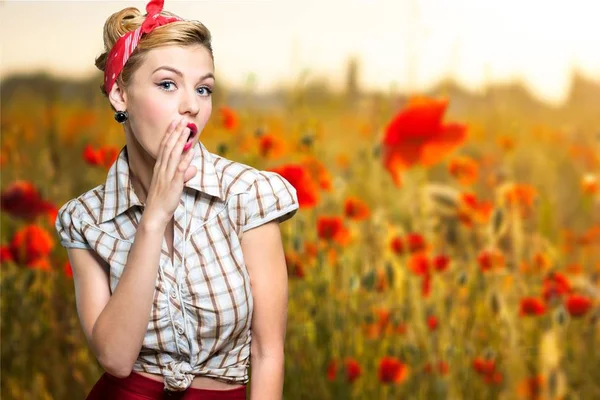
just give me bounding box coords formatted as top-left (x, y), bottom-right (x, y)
top-left (139, 45), bottom-right (214, 76)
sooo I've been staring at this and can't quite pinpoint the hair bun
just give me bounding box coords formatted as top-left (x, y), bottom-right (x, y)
top-left (95, 7), bottom-right (144, 73)
top-left (103, 7), bottom-right (144, 50)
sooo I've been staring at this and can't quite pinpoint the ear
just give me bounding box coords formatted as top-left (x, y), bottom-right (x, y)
top-left (108, 83), bottom-right (128, 112)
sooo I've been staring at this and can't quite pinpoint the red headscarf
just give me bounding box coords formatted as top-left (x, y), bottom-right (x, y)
top-left (103, 0), bottom-right (181, 94)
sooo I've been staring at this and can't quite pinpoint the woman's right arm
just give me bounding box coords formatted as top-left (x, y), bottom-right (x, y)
top-left (67, 117), bottom-right (197, 378)
top-left (67, 219), bottom-right (166, 378)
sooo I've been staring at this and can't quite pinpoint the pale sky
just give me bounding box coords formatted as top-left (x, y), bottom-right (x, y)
top-left (1, 0), bottom-right (599, 105)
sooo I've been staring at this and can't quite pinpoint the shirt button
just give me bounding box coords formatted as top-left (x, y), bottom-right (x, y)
top-left (176, 325), bottom-right (184, 335)
top-left (170, 289), bottom-right (177, 299)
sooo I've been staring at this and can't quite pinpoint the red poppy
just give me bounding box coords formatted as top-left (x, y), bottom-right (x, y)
top-left (408, 253), bottom-right (429, 276)
top-left (424, 362), bottom-right (433, 374)
top-left (542, 272), bottom-right (571, 302)
top-left (519, 297), bottom-right (546, 316)
top-left (83, 144), bottom-right (102, 165)
top-left (459, 193), bottom-right (493, 226)
top-left (432, 254), bottom-right (450, 272)
top-left (10, 224), bottom-right (55, 265)
top-left (477, 248), bottom-right (505, 272)
top-left (1, 180), bottom-right (56, 221)
top-left (378, 356), bottom-right (409, 384)
top-left (1, 245), bottom-right (15, 264)
top-left (83, 145), bottom-right (120, 168)
top-left (390, 236), bottom-right (404, 255)
top-left (64, 260), bottom-right (74, 278)
top-left (304, 242), bottom-right (318, 259)
top-left (219, 106), bottom-right (239, 131)
top-left (27, 257), bottom-right (52, 271)
top-left (99, 146), bottom-right (119, 168)
top-left (517, 375), bottom-right (544, 399)
top-left (45, 205), bottom-right (59, 227)
top-left (302, 156), bottom-right (332, 192)
top-left (427, 315), bottom-right (438, 331)
top-left (448, 156), bottom-right (479, 185)
top-left (472, 357), bottom-right (502, 385)
top-left (258, 134), bottom-right (286, 159)
top-left (565, 294), bottom-right (593, 317)
top-left (472, 358), bottom-right (496, 376)
top-left (269, 164), bottom-right (319, 208)
top-left (381, 97), bottom-right (467, 186)
top-left (344, 197), bottom-right (370, 221)
top-left (406, 233), bottom-right (426, 253)
top-left (505, 184), bottom-right (537, 217)
top-left (317, 216), bottom-right (350, 245)
top-left (531, 252), bottom-right (551, 272)
top-left (344, 358), bottom-right (362, 383)
top-left (437, 361), bottom-right (449, 375)
top-left (285, 252), bottom-right (305, 279)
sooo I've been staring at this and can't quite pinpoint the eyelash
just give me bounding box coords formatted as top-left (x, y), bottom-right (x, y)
top-left (157, 80), bottom-right (213, 96)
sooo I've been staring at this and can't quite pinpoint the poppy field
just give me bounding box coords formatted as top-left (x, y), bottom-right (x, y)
top-left (1, 73), bottom-right (599, 399)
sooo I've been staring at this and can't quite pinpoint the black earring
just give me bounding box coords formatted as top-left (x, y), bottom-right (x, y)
top-left (114, 110), bottom-right (128, 123)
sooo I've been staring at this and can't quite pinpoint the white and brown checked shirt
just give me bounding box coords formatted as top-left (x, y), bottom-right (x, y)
top-left (55, 141), bottom-right (299, 392)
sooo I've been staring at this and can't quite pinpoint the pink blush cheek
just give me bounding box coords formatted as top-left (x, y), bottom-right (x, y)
top-left (140, 101), bottom-right (174, 141)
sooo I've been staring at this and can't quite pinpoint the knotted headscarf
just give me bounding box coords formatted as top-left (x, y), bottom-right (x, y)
top-left (104, 0), bottom-right (182, 94)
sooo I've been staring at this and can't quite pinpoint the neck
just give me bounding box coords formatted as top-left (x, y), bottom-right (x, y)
top-left (125, 131), bottom-right (155, 206)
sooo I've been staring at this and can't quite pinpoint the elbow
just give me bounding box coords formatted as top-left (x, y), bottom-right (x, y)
top-left (98, 354), bottom-right (134, 378)
top-left (95, 340), bottom-right (136, 378)
top-left (92, 327), bottom-right (135, 378)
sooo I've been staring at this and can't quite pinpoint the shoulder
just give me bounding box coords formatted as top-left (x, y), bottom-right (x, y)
top-left (212, 153), bottom-right (297, 201)
top-left (55, 184), bottom-right (107, 251)
top-left (211, 154), bottom-right (261, 197)
top-left (56, 184), bottom-right (106, 225)
top-left (211, 154), bottom-right (299, 232)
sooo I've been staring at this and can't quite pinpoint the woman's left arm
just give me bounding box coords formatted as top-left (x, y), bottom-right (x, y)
top-left (241, 221), bottom-right (288, 400)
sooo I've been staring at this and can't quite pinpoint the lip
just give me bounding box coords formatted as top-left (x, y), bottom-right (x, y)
top-left (186, 122), bottom-right (198, 138)
top-left (183, 122), bottom-right (198, 152)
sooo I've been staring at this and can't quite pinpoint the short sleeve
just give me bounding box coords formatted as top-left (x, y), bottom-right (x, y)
top-left (55, 199), bottom-right (92, 250)
top-left (243, 171), bottom-right (299, 232)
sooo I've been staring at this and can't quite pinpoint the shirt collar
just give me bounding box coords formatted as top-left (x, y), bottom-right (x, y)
top-left (98, 141), bottom-right (224, 224)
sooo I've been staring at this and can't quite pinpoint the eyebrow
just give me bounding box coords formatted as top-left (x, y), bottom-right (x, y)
top-left (152, 66), bottom-right (215, 81)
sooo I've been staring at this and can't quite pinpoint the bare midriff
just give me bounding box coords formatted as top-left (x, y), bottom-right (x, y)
top-left (135, 371), bottom-right (245, 390)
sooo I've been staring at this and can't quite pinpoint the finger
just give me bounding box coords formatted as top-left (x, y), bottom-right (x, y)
top-left (166, 123), bottom-right (191, 178)
top-left (183, 158), bottom-right (198, 183)
top-left (160, 118), bottom-right (187, 175)
top-left (174, 145), bottom-right (195, 182)
top-left (155, 119), bottom-right (179, 168)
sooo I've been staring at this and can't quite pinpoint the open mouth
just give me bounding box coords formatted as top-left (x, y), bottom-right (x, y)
top-left (186, 123), bottom-right (198, 142)
top-left (183, 123), bottom-right (198, 152)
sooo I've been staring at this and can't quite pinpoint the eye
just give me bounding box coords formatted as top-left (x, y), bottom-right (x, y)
top-left (157, 81), bottom-right (176, 91)
top-left (197, 86), bottom-right (213, 96)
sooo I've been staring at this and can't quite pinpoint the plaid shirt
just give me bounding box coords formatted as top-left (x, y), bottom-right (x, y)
top-left (55, 141), bottom-right (299, 392)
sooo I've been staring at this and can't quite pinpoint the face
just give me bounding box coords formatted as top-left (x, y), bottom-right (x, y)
top-left (111, 44), bottom-right (215, 159)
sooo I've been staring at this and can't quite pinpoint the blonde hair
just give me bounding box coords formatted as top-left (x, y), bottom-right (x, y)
top-left (95, 7), bottom-right (213, 96)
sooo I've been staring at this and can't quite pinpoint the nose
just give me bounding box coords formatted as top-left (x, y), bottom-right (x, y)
top-left (179, 88), bottom-right (200, 116)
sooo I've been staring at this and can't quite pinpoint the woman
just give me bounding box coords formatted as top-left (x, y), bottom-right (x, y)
top-left (54, 0), bottom-right (299, 398)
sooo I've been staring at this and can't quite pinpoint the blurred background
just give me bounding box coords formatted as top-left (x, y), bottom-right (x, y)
top-left (1, 0), bottom-right (599, 399)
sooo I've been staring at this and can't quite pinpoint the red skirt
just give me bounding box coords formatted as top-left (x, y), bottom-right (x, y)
top-left (86, 371), bottom-right (247, 400)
